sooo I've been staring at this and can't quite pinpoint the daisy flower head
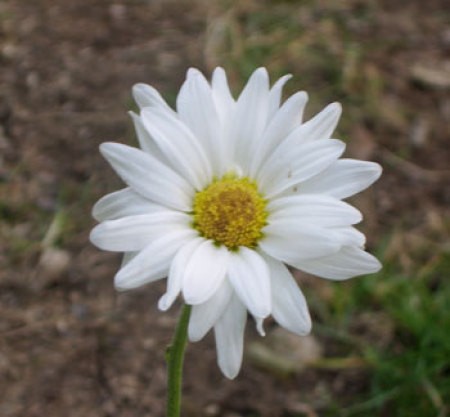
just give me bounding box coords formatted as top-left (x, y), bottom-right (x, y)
top-left (90, 67), bottom-right (382, 379)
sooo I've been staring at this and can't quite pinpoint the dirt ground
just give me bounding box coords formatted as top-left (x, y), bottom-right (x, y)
top-left (0, 0), bottom-right (449, 416)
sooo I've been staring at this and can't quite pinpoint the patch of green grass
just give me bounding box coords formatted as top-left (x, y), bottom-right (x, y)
top-left (367, 256), bottom-right (449, 416)
top-left (322, 249), bottom-right (450, 416)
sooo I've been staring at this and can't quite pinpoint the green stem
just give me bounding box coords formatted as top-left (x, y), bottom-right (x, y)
top-left (166, 304), bottom-right (191, 417)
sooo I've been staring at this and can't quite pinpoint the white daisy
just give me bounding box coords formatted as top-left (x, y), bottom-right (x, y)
top-left (90, 67), bottom-right (382, 379)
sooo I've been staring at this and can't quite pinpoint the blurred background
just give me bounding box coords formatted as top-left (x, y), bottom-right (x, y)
top-left (0, 0), bottom-right (449, 416)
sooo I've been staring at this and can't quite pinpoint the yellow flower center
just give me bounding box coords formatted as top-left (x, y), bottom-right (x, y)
top-left (192, 175), bottom-right (268, 250)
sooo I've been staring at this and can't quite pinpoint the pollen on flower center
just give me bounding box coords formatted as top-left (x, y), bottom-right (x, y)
top-left (192, 175), bottom-right (268, 250)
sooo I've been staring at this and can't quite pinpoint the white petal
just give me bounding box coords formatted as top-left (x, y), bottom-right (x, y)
top-left (211, 67), bottom-right (235, 123)
top-left (176, 69), bottom-right (227, 176)
top-left (182, 240), bottom-right (230, 305)
top-left (293, 246), bottom-right (382, 280)
top-left (264, 256), bottom-right (311, 335)
top-left (132, 83), bottom-right (172, 110)
top-left (231, 68), bottom-right (270, 172)
top-left (227, 248), bottom-right (271, 318)
top-left (249, 91), bottom-right (308, 177)
top-left (214, 294), bottom-right (247, 379)
top-left (267, 194), bottom-right (362, 226)
top-left (188, 279), bottom-right (233, 342)
top-left (114, 229), bottom-right (198, 290)
top-left (92, 187), bottom-right (164, 222)
top-left (141, 106), bottom-right (212, 190)
top-left (260, 222), bottom-right (341, 263)
top-left (129, 111), bottom-right (167, 160)
top-left (100, 142), bottom-right (194, 211)
top-left (258, 139), bottom-right (346, 198)
top-left (333, 226), bottom-right (366, 247)
top-left (268, 74), bottom-right (292, 118)
top-left (158, 237), bottom-right (205, 311)
top-left (296, 159), bottom-right (382, 199)
top-left (90, 211), bottom-right (191, 252)
top-left (298, 102), bottom-right (342, 141)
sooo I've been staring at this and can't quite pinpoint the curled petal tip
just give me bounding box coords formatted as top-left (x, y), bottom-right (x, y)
top-left (256, 318), bottom-right (266, 337)
top-left (158, 294), bottom-right (171, 311)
